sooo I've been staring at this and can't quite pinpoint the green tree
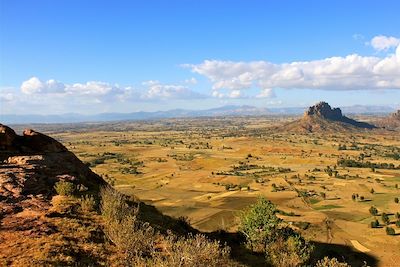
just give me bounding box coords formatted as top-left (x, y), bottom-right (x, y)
top-left (369, 206), bottom-right (378, 216)
top-left (382, 213), bottom-right (390, 225)
top-left (370, 220), bottom-right (379, 228)
top-left (386, 227), bottom-right (395, 235)
top-left (238, 197), bottom-right (281, 251)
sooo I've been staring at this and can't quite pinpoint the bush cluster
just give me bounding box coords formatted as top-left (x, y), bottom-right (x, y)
top-left (54, 181), bottom-right (76, 196)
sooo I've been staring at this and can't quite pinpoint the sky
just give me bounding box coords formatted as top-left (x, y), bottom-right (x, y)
top-left (1, 0), bottom-right (400, 115)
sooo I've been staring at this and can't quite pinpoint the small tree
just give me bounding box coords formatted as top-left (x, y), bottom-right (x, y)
top-left (395, 197), bottom-right (399, 204)
top-left (369, 206), bottom-right (378, 216)
top-left (370, 188), bottom-right (375, 194)
top-left (238, 197), bottom-right (281, 251)
top-left (386, 227), bottom-right (395, 235)
top-left (370, 220), bottom-right (379, 228)
top-left (382, 213), bottom-right (390, 225)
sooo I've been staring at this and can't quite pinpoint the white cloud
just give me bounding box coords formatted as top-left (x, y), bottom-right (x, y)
top-left (141, 80), bottom-right (204, 100)
top-left (19, 77), bottom-right (205, 103)
top-left (21, 77), bottom-right (65, 94)
top-left (256, 88), bottom-right (275, 98)
top-left (228, 90), bottom-right (242, 98)
top-left (370, 35), bottom-right (400, 51)
top-left (186, 42), bottom-right (400, 96)
top-left (67, 81), bottom-right (125, 96)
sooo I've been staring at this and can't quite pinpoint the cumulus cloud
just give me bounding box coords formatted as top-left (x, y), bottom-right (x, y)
top-left (141, 80), bottom-right (204, 100)
top-left (370, 35), bottom-right (400, 51)
top-left (186, 42), bottom-right (400, 96)
top-left (21, 77), bottom-right (65, 94)
top-left (19, 77), bottom-right (204, 102)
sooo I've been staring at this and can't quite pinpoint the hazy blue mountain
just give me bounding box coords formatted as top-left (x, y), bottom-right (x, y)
top-left (1, 105), bottom-right (395, 124)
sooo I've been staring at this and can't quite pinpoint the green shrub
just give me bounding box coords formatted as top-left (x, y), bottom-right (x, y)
top-left (386, 227), bottom-right (396, 235)
top-left (80, 195), bottom-right (97, 212)
top-left (382, 213), bottom-right (390, 225)
top-left (370, 219), bottom-right (380, 228)
top-left (395, 220), bottom-right (400, 228)
top-left (316, 257), bottom-right (351, 267)
top-left (395, 197), bottom-right (399, 204)
top-left (238, 197), bottom-right (281, 251)
top-left (369, 206), bottom-right (378, 216)
top-left (54, 181), bottom-right (76, 196)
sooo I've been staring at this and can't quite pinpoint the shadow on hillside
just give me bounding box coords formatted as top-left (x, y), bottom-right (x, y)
top-left (135, 201), bottom-right (379, 267)
top-left (310, 241), bottom-right (379, 267)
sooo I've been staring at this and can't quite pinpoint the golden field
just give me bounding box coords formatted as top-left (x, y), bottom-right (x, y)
top-left (39, 116), bottom-right (400, 266)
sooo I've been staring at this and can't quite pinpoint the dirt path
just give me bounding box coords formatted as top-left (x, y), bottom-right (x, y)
top-left (350, 240), bottom-right (371, 253)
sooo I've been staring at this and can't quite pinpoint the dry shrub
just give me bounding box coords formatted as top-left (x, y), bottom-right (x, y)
top-left (315, 257), bottom-right (351, 267)
top-left (266, 233), bottom-right (313, 267)
top-left (100, 187), bottom-right (237, 266)
top-left (156, 233), bottom-right (231, 267)
top-left (100, 187), bottom-right (156, 262)
top-left (80, 195), bottom-right (97, 212)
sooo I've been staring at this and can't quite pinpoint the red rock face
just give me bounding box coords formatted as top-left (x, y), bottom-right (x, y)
top-left (21, 129), bottom-right (67, 153)
top-left (0, 124), bottom-right (106, 217)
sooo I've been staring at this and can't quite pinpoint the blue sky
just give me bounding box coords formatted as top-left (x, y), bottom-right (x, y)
top-left (1, 0), bottom-right (400, 114)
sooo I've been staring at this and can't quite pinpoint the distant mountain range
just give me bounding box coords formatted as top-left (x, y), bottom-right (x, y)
top-left (1, 104), bottom-right (396, 124)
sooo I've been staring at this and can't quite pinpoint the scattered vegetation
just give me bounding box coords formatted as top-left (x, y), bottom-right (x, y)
top-left (54, 181), bottom-right (76, 196)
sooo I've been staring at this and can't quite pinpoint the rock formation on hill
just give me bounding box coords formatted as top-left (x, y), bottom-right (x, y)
top-left (0, 124), bottom-right (105, 209)
top-left (376, 110), bottom-right (400, 130)
top-left (284, 102), bottom-right (376, 133)
top-left (0, 124), bottom-right (108, 264)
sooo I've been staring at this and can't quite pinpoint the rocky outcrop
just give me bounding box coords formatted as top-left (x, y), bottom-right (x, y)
top-left (304, 102), bottom-right (343, 120)
top-left (0, 124), bottom-right (17, 150)
top-left (284, 102), bottom-right (376, 133)
top-left (0, 124), bottom-right (67, 155)
top-left (0, 124), bottom-right (106, 216)
top-left (376, 110), bottom-right (400, 130)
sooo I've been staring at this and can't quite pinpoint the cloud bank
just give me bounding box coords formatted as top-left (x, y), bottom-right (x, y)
top-left (186, 36), bottom-right (400, 97)
top-left (18, 77), bottom-right (204, 101)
